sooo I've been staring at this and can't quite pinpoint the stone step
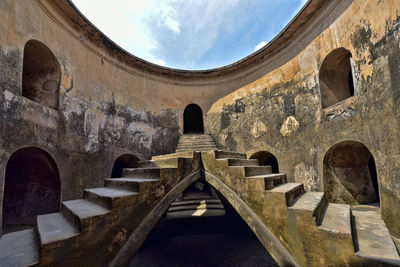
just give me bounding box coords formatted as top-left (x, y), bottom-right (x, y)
top-left (225, 158), bottom-right (258, 166)
top-left (182, 194), bottom-right (215, 201)
top-left (351, 204), bottom-right (381, 220)
top-left (178, 139), bottom-right (214, 144)
top-left (245, 173), bottom-right (286, 190)
top-left (288, 192), bottom-right (327, 225)
top-left (0, 228), bottom-right (39, 266)
top-left (177, 142), bottom-right (215, 146)
top-left (177, 144), bottom-right (216, 150)
top-left (319, 203), bottom-right (352, 236)
top-left (170, 199), bottom-right (222, 207)
top-left (105, 177), bottom-right (159, 192)
top-left (267, 183), bottom-right (304, 206)
top-left (138, 158), bottom-right (182, 168)
top-left (62, 199), bottom-right (110, 231)
top-left (393, 236), bottom-right (400, 254)
top-left (166, 209), bottom-right (226, 219)
top-left (178, 139), bottom-right (215, 143)
top-left (152, 151), bottom-right (194, 160)
top-left (215, 150), bottom-right (246, 159)
top-left (84, 187), bottom-right (138, 209)
top-left (354, 215), bottom-right (400, 263)
top-left (122, 167), bottom-right (162, 178)
top-left (178, 138), bottom-right (215, 143)
top-left (176, 148), bottom-right (215, 152)
top-left (179, 134), bottom-right (213, 139)
top-left (37, 213), bottom-right (79, 245)
top-left (168, 203), bottom-right (225, 212)
top-left (178, 140), bottom-right (214, 144)
top-left (178, 142), bottom-right (215, 146)
top-left (176, 146), bottom-right (216, 152)
top-left (243, 166), bottom-right (272, 176)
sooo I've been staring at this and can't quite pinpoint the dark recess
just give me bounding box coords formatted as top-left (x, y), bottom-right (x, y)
top-left (250, 151), bottom-right (279, 173)
top-left (111, 154), bottom-right (139, 178)
top-left (184, 104), bottom-right (204, 134)
top-left (3, 147), bottom-right (61, 233)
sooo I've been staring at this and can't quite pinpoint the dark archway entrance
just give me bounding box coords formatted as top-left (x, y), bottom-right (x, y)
top-left (2, 147), bottom-right (61, 233)
top-left (111, 154), bottom-right (139, 178)
top-left (250, 151), bottom-right (279, 173)
top-left (323, 141), bottom-right (379, 205)
top-left (183, 104), bottom-right (204, 134)
top-left (319, 47), bottom-right (354, 108)
top-left (22, 40), bottom-right (61, 109)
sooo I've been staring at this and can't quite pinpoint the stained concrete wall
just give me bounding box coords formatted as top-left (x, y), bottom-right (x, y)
top-left (205, 0), bottom-right (400, 237)
top-left (0, 0), bottom-right (399, 239)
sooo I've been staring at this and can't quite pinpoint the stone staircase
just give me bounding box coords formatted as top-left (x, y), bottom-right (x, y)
top-left (1, 144), bottom-right (399, 266)
top-left (0, 152), bottom-right (201, 266)
top-left (176, 134), bottom-right (217, 152)
top-left (201, 149), bottom-right (400, 267)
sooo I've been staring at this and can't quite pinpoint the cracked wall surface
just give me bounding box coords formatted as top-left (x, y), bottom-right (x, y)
top-left (204, 0), bottom-right (400, 236)
top-left (0, 0), bottom-right (399, 240)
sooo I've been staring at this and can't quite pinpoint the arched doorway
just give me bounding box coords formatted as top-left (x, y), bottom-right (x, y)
top-left (2, 147), bottom-right (61, 232)
top-left (22, 40), bottom-right (61, 109)
top-left (111, 154), bottom-right (139, 178)
top-left (323, 141), bottom-right (379, 205)
top-left (319, 47), bottom-right (354, 108)
top-left (250, 151), bottom-right (279, 173)
top-left (183, 104), bottom-right (204, 134)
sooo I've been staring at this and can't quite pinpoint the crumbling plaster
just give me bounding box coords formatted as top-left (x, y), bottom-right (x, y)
top-left (205, 0), bottom-right (400, 236)
top-left (0, 0), bottom-right (399, 239)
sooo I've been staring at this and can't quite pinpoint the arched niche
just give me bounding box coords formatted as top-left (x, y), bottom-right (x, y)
top-left (323, 141), bottom-right (379, 205)
top-left (183, 104), bottom-right (204, 134)
top-left (3, 147), bottom-right (61, 232)
top-left (250, 151), bottom-right (279, 173)
top-left (22, 40), bottom-right (61, 109)
top-left (319, 47), bottom-right (355, 108)
top-left (111, 154), bottom-right (139, 178)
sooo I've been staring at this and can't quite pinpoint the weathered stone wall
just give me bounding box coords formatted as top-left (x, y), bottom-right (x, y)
top-left (0, 0), bottom-right (399, 240)
top-left (204, 0), bottom-right (400, 237)
top-left (0, 0), bottom-right (183, 234)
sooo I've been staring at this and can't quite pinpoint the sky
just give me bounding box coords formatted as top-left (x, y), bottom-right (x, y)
top-left (71, 0), bottom-right (308, 70)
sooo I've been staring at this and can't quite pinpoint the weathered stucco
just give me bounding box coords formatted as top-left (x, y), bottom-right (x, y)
top-left (205, 0), bottom-right (400, 237)
top-left (0, 0), bottom-right (399, 256)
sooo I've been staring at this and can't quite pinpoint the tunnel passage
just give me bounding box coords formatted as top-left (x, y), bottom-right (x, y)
top-left (2, 147), bottom-right (61, 232)
top-left (22, 40), bottom-right (60, 109)
top-left (319, 47), bottom-right (355, 108)
top-left (250, 151), bottom-right (279, 173)
top-left (183, 104), bottom-right (204, 134)
top-left (323, 141), bottom-right (379, 205)
top-left (111, 154), bottom-right (139, 178)
top-left (131, 180), bottom-right (277, 267)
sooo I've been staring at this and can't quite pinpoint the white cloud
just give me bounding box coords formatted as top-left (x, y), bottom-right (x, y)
top-left (72, 0), bottom-right (306, 69)
top-left (71, 0), bottom-right (179, 61)
top-left (156, 3), bottom-right (180, 34)
top-left (166, 0), bottom-right (241, 65)
top-left (254, 41), bottom-right (267, 51)
top-left (150, 59), bottom-right (166, 66)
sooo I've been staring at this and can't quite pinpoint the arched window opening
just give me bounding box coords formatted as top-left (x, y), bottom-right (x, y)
top-left (111, 154), bottom-right (139, 178)
top-left (250, 151), bottom-right (279, 173)
top-left (319, 48), bottom-right (355, 108)
top-left (183, 104), bottom-right (204, 134)
top-left (22, 40), bottom-right (60, 109)
top-left (323, 141), bottom-right (379, 205)
top-left (3, 147), bottom-right (61, 233)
